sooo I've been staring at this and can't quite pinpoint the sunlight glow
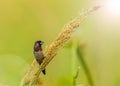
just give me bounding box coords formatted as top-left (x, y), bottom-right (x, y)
top-left (96, 0), bottom-right (120, 27)
top-left (106, 0), bottom-right (120, 15)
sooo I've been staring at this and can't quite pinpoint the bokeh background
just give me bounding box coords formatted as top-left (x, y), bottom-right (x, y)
top-left (0, 0), bottom-right (120, 86)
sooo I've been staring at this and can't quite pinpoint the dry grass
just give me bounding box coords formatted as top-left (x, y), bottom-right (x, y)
top-left (20, 6), bottom-right (101, 86)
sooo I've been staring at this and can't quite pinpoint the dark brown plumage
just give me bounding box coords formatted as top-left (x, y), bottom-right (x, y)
top-left (34, 40), bottom-right (46, 75)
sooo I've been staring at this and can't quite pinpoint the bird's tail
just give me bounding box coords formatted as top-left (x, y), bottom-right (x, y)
top-left (42, 69), bottom-right (46, 75)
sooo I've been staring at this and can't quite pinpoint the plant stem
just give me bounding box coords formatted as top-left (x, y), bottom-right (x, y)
top-left (77, 46), bottom-right (95, 86)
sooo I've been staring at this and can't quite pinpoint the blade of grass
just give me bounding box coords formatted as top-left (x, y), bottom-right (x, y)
top-left (77, 45), bottom-right (95, 86)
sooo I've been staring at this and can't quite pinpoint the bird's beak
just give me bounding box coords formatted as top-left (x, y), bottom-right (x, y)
top-left (40, 41), bottom-right (44, 45)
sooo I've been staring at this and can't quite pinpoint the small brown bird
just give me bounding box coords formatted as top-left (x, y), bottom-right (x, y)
top-left (34, 40), bottom-right (46, 75)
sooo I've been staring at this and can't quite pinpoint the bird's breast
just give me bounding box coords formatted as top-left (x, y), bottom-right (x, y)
top-left (34, 50), bottom-right (44, 65)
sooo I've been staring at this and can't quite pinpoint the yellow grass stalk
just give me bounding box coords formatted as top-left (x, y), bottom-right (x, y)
top-left (20, 6), bottom-right (101, 86)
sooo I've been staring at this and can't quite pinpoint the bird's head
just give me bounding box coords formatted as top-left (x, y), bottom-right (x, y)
top-left (36, 40), bottom-right (44, 45)
top-left (34, 40), bottom-right (44, 51)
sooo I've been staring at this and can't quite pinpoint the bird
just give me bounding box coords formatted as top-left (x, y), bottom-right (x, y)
top-left (33, 40), bottom-right (46, 75)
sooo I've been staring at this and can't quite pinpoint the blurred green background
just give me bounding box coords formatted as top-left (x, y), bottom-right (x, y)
top-left (0, 0), bottom-right (120, 86)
